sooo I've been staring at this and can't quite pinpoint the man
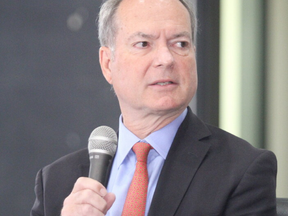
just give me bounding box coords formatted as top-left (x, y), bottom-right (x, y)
top-left (31, 0), bottom-right (277, 215)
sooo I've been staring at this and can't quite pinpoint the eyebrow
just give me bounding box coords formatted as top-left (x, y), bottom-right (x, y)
top-left (172, 31), bottom-right (192, 40)
top-left (128, 32), bottom-right (157, 41)
top-left (128, 31), bottom-right (192, 41)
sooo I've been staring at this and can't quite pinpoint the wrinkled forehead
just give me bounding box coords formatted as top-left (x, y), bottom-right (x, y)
top-left (115, 0), bottom-right (191, 31)
top-left (117, 0), bottom-right (189, 16)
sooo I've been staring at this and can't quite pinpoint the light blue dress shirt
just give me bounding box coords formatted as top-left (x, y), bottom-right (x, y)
top-left (106, 109), bottom-right (187, 216)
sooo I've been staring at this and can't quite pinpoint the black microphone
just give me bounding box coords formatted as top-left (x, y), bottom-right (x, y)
top-left (88, 126), bottom-right (117, 184)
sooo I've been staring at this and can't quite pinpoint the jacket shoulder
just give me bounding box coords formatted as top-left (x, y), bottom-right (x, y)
top-left (31, 148), bottom-right (90, 216)
top-left (43, 148), bottom-right (89, 175)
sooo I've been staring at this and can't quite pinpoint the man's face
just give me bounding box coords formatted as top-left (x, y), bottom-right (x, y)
top-left (100, 0), bottom-right (197, 117)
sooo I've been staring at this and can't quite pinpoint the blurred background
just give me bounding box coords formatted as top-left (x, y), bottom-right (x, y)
top-left (0, 0), bottom-right (287, 215)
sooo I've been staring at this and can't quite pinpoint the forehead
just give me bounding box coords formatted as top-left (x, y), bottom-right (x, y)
top-left (115, 0), bottom-right (191, 35)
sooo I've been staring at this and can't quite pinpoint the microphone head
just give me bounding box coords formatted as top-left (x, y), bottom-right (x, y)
top-left (88, 126), bottom-right (117, 156)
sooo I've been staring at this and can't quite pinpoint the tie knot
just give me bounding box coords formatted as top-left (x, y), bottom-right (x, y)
top-left (133, 142), bottom-right (152, 163)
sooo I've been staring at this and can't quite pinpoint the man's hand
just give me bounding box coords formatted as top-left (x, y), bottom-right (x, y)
top-left (61, 177), bottom-right (116, 216)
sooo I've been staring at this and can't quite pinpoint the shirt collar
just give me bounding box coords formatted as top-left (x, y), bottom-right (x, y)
top-left (114, 108), bottom-right (187, 169)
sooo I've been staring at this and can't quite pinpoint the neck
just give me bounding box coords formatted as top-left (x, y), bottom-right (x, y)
top-left (121, 108), bottom-right (186, 139)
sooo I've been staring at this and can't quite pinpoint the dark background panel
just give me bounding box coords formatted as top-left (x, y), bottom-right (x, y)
top-left (196, 0), bottom-right (220, 127)
top-left (0, 0), bottom-right (120, 215)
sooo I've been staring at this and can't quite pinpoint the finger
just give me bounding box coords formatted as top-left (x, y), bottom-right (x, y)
top-left (103, 192), bottom-right (116, 213)
top-left (64, 189), bottom-right (108, 213)
top-left (71, 177), bottom-right (107, 197)
top-left (61, 203), bottom-right (105, 216)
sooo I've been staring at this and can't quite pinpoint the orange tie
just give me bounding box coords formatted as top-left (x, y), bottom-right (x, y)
top-left (122, 142), bottom-right (152, 216)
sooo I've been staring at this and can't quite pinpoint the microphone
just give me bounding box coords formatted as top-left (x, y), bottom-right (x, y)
top-left (88, 126), bottom-right (117, 184)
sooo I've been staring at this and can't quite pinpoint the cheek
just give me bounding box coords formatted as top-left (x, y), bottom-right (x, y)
top-left (190, 67), bottom-right (198, 92)
top-left (110, 50), bottom-right (153, 93)
top-left (179, 58), bottom-right (197, 85)
top-left (110, 61), bottom-right (136, 94)
top-left (109, 55), bottom-right (127, 83)
top-left (112, 58), bottom-right (144, 83)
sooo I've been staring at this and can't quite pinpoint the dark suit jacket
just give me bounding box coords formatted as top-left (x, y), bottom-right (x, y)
top-left (31, 108), bottom-right (277, 216)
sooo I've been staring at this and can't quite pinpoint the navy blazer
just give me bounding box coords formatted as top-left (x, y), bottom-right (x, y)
top-left (31, 108), bottom-right (277, 216)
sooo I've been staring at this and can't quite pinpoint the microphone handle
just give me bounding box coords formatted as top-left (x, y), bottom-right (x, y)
top-left (88, 152), bottom-right (112, 184)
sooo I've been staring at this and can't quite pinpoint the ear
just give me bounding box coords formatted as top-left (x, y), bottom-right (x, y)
top-left (99, 46), bottom-right (113, 85)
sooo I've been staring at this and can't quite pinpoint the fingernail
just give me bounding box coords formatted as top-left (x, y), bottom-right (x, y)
top-left (100, 188), bottom-right (107, 197)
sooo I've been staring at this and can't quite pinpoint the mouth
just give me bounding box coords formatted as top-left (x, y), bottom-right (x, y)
top-left (154, 81), bottom-right (174, 86)
top-left (151, 80), bottom-right (177, 86)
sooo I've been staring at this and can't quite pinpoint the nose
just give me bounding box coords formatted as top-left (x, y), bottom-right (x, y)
top-left (153, 44), bottom-right (174, 68)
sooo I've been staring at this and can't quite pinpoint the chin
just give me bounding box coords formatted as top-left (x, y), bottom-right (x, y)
top-left (151, 101), bottom-right (186, 113)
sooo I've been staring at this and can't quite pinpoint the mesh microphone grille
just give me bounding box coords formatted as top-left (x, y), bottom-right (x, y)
top-left (88, 126), bottom-right (117, 156)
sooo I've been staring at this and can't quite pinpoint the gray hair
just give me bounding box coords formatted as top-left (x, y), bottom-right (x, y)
top-left (98, 0), bottom-right (197, 48)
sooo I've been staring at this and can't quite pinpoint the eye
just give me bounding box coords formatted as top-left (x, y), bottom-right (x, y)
top-left (175, 41), bottom-right (189, 48)
top-left (134, 41), bottom-right (149, 48)
top-left (170, 40), bottom-right (191, 56)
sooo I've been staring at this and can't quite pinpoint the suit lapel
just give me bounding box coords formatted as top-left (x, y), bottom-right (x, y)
top-left (148, 108), bottom-right (211, 216)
